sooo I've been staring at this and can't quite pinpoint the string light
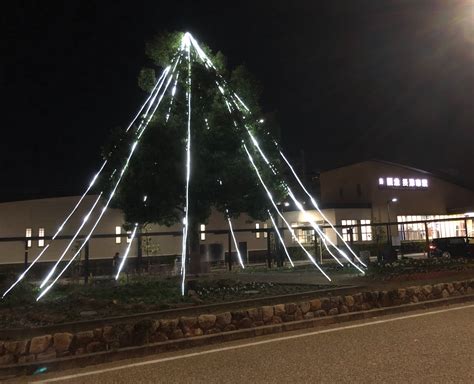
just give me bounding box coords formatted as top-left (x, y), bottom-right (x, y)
top-left (279, 151), bottom-right (367, 268)
top-left (115, 224), bottom-right (138, 280)
top-left (2, 161), bottom-right (107, 298)
top-left (243, 144), bottom-right (330, 281)
top-left (180, 34), bottom-right (192, 296)
top-left (267, 210), bottom-right (294, 267)
top-left (37, 62), bottom-right (178, 299)
top-left (39, 193), bottom-right (103, 289)
top-left (225, 210), bottom-right (245, 269)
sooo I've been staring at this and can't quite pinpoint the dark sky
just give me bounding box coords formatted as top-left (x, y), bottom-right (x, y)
top-left (1, 0), bottom-right (474, 200)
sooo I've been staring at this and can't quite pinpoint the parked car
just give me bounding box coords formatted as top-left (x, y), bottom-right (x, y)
top-left (428, 237), bottom-right (474, 258)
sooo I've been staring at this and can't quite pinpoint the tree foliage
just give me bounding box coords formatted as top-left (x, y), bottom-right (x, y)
top-left (102, 31), bottom-right (286, 231)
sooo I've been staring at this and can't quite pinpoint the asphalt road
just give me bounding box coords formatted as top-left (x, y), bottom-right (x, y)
top-left (20, 303), bottom-right (474, 384)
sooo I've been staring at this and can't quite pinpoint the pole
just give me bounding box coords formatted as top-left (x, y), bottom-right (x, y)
top-left (136, 232), bottom-right (142, 275)
top-left (227, 230), bottom-right (232, 271)
top-left (424, 221), bottom-right (430, 257)
top-left (84, 240), bottom-right (90, 284)
top-left (387, 202), bottom-right (392, 245)
top-left (267, 229), bottom-right (272, 268)
top-left (24, 240), bottom-right (28, 271)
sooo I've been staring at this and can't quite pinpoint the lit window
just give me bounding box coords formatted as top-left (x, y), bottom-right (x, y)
top-left (341, 220), bottom-right (358, 242)
top-left (409, 178), bottom-right (415, 187)
top-left (415, 179), bottom-right (421, 187)
top-left (38, 228), bottom-right (45, 247)
top-left (378, 178), bottom-right (384, 185)
top-left (115, 226), bottom-right (121, 244)
top-left (393, 178), bottom-right (400, 187)
top-left (402, 178), bottom-right (408, 187)
top-left (421, 179), bottom-right (428, 187)
top-left (386, 177), bottom-right (393, 186)
top-left (360, 220), bottom-right (372, 241)
top-left (126, 231), bottom-right (132, 243)
top-left (200, 224), bottom-right (206, 241)
top-left (25, 228), bottom-right (32, 248)
top-left (263, 223), bottom-right (268, 238)
top-left (255, 223), bottom-right (260, 239)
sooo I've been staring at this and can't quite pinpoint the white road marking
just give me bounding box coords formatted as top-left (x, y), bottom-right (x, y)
top-left (32, 303), bottom-right (474, 383)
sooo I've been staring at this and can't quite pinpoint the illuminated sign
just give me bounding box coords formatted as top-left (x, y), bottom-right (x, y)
top-left (378, 177), bottom-right (428, 189)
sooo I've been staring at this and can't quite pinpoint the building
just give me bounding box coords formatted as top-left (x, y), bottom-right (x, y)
top-left (1, 159), bottom-right (473, 269)
top-left (319, 159), bottom-right (474, 243)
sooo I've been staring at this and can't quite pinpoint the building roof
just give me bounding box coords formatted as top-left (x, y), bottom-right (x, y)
top-left (320, 159), bottom-right (473, 191)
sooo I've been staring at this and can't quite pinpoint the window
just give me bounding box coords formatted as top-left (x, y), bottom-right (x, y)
top-left (341, 220), bottom-right (358, 241)
top-left (393, 178), bottom-right (400, 187)
top-left (387, 177), bottom-right (393, 186)
top-left (360, 220), bottom-right (372, 241)
top-left (255, 223), bottom-right (260, 239)
top-left (25, 228), bottom-right (32, 248)
top-left (402, 178), bottom-right (409, 187)
top-left (38, 228), bottom-right (45, 247)
top-left (378, 178), bottom-right (384, 186)
top-left (263, 223), bottom-right (268, 238)
top-left (126, 231), bottom-right (132, 243)
top-left (200, 224), bottom-right (206, 241)
top-left (115, 226), bottom-right (121, 244)
top-left (421, 179), bottom-right (428, 187)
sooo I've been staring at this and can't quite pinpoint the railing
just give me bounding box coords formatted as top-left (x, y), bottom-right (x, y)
top-left (0, 216), bottom-right (472, 284)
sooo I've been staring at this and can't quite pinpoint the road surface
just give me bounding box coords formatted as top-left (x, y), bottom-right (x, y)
top-left (18, 303), bottom-right (474, 383)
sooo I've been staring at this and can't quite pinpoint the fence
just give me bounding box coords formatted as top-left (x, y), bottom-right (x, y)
top-left (0, 217), bottom-right (472, 283)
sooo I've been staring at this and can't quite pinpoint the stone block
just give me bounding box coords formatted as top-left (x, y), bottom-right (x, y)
top-left (18, 354), bottom-right (35, 364)
top-left (261, 306), bottom-right (274, 322)
top-left (299, 302), bottom-right (311, 314)
top-left (75, 331), bottom-right (94, 347)
top-left (344, 295), bottom-right (355, 307)
top-left (309, 299), bottom-right (321, 311)
top-left (0, 354), bottom-right (15, 365)
top-left (30, 335), bottom-right (52, 355)
top-left (86, 342), bottom-right (105, 353)
top-left (328, 308), bottom-right (339, 316)
top-left (247, 308), bottom-right (262, 321)
top-left (198, 314), bottom-right (216, 330)
top-left (285, 303), bottom-right (297, 314)
top-left (216, 312), bottom-right (232, 327)
top-left (53, 333), bottom-right (73, 353)
top-left (273, 304), bottom-right (286, 317)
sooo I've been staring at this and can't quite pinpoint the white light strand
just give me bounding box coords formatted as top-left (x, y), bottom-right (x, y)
top-left (39, 192), bottom-right (103, 289)
top-left (125, 68), bottom-right (169, 133)
top-left (166, 71), bottom-right (180, 122)
top-left (37, 139), bottom-right (141, 300)
top-left (267, 210), bottom-right (294, 267)
top-left (37, 61), bottom-right (178, 300)
top-left (243, 144), bottom-right (330, 281)
top-left (115, 224), bottom-right (138, 279)
top-left (285, 188), bottom-right (365, 274)
top-left (322, 237), bottom-right (344, 267)
top-left (180, 36), bottom-right (192, 296)
top-left (2, 161), bottom-right (107, 298)
top-left (225, 210), bottom-right (245, 269)
top-left (279, 151), bottom-right (367, 268)
top-left (3, 63), bottom-right (178, 298)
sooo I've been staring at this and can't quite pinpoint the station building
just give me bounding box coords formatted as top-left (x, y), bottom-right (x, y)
top-left (0, 159), bottom-right (473, 267)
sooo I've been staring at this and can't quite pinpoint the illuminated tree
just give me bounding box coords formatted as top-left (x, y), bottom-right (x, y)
top-left (103, 32), bottom-right (285, 271)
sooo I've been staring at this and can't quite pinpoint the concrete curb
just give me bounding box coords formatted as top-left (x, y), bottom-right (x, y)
top-left (2, 293), bottom-right (473, 380)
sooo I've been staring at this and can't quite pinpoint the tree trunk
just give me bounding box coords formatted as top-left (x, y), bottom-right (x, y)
top-left (188, 219), bottom-right (207, 275)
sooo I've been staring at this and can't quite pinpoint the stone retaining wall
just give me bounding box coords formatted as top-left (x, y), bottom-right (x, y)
top-left (1, 279), bottom-right (473, 366)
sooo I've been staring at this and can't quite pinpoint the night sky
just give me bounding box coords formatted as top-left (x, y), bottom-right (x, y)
top-left (1, 0), bottom-right (474, 200)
